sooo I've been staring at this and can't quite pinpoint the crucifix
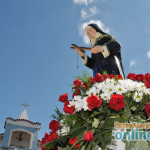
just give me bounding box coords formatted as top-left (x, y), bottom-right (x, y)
top-left (21, 102), bottom-right (30, 109)
top-left (71, 44), bottom-right (91, 69)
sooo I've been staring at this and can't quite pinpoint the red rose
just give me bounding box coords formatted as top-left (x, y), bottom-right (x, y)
top-left (49, 120), bottom-right (60, 132)
top-left (109, 94), bottom-right (125, 111)
top-left (40, 132), bottom-right (58, 150)
top-left (101, 74), bottom-right (108, 80)
top-left (72, 93), bottom-right (79, 98)
top-left (48, 132), bottom-right (58, 142)
top-left (90, 77), bottom-right (95, 84)
top-left (111, 74), bottom-right (123, 80)
top-left (69, 136), bottom-right (80, 148)
top-left (118, 75), bottom-right (123, 80)
top-left (59, 93), bottom-right (68, 102)
top-left (63, 105), bottom-right (75, 114)
top-left (108, 74), bottom-right (113, 79)
top-left (64, 100), bottom-right (69, 105)
top-left (87, 93), bottom-right (102, 110)
top-left (63, 100), bottom-right (75, 114)
top-left (145, 103), bottom-right (150, 117)
top-left (108, 74), bottom-right (119, 80)
top-left (114, 75), bottom-right (119, 80)
top-left (40, 143), bottom-right (46, 150)
top-left (95, 73), bottom-right (104, 82)
top-left (127, 73), bottom-right (136, 80)
top-left (83, 131), bottom-right (94, 142)
top-left (73, 79), bottom-right (81, 87)
top-left (81, 82), bottom-right (87, 89)
top-left (43, 132), bottom-right (49, 139)
top-left (74, 89), bottom-right (81, 94)
top-left (144, 73), bottom-right (150, 88)
top-left (135, 74), bottom-right (144, 82)
top-left (42, 132), bottom-right (49, 143)
top-left (40, 132), bottom-right (49, 150)
top-left (72, 89), bottom-right (81, 98)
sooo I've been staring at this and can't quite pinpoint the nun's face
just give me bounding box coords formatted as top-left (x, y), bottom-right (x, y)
top-left (86, 27), bottom-right (96, 39)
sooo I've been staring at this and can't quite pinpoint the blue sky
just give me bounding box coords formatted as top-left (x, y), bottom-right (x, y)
top-left (0, 0), bottom-right (150, 140)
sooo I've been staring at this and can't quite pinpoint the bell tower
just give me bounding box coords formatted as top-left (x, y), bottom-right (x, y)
top-left (1, 103), bottom-right (41, 150)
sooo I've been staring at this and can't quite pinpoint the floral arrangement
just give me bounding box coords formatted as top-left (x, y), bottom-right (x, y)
top-left (41, 71), bottom-right (150, 150)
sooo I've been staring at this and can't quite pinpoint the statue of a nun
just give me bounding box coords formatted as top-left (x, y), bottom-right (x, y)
top-left (74, 23), bottom-right (125, 79)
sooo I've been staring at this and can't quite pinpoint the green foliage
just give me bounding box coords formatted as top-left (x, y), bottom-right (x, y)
top-left (68, 126), bottom-right (86, 138)
top-left (51, 107), bottom-right (64, 122)
top-left (123, 95), bottom-right (132, 118)
top-left (125, 141), bottom-right (150, 150)
top-left (73, 69), bottom-right (91, 82)
top-left (102, 70), bottom-right (108, 75)
top-left (43, 139), bottom-right (58, 149)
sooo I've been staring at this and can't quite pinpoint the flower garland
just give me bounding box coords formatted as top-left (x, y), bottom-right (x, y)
top-left (41, 72), bottom-right (150, 150)
top-left (94, 34), bottom-right (114, 46)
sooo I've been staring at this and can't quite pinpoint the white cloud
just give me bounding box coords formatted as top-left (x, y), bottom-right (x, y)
top-left (81, 6), bottom-right (99, 19)
top-left (73, 0), bottom-right (95, 6)
top-left (130, 60), bottom-right (136, 67)
top-left (147, 49), bottom-right (150, 59)
top-left (78, 20), bottom-right (110, 45)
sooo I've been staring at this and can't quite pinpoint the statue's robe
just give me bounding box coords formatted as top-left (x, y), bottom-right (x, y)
top-left (81, 36), bottom-right (125, 78)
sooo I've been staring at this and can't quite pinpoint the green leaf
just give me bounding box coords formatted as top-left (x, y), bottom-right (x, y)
top-left (68, 126), bottom-right (86, 138)
top-left (73, 69), bottom-right (91, 82)
top-left (61, 147), bottom-right (68, 150)
top-left (51, 107), bottom-right (64, 121)
top-left (135, 141), bottom-right (150, 150)
top-left (124, 97), bottom-right (131, 118)
top-left (92, 136), bottom-right (104, 150)
top-left (86, 133), bottom-right (101, 150)
top-left (102, 70), bottom-right (108, 75)
top-left (125, 141), bottom-right (150, 150)
top-left (106, 109), bottom-right (111, 116)
top-left (57, 135), bottom-right (69, 144)
top-left (43, 140), bottom-right (58, 150)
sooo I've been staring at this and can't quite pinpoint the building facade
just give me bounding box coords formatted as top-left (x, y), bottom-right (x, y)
top-left (0, 109), bottom-right (41, 150)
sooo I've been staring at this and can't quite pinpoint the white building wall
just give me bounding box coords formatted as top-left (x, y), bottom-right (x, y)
top-left (37, 143), bottom-right (41, 150)
top-left (0, 135), bottom-right (41, 150)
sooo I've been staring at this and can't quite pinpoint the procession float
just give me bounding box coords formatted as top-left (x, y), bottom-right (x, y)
top-left (40, 71), bottom-right (150, 150)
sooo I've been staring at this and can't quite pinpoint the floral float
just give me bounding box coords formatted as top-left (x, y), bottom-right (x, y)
top-left (41, 71), bottom-right (150, 150)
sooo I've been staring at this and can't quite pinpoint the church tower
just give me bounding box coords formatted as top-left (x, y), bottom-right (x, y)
top-left (0, 104), bottom-right (41, 150)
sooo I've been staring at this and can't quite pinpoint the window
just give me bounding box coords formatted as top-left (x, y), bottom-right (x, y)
top-left (10, 131), bottom-right (31, 148)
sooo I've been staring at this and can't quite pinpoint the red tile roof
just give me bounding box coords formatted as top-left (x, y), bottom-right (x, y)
top-left (4, 117), bottom-right (41, 128)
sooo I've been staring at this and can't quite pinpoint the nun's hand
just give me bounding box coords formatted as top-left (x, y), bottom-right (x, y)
top-left (75, 47), bottom-right (85, 56)
top-left (91, 46), bottom-right (103, 54)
